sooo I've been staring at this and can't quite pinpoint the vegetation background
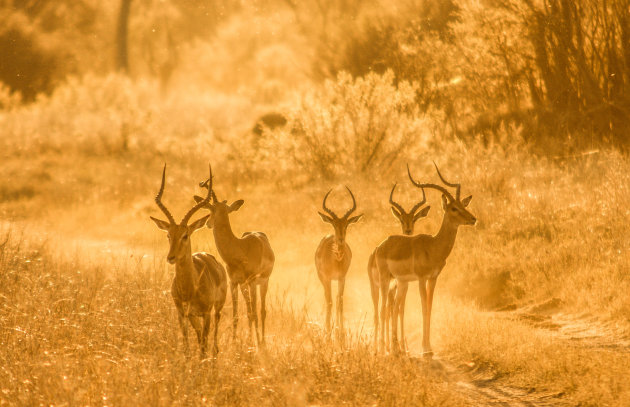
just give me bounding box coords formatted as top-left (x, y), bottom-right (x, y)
top-left (1, 0), bottom-right (629, 405)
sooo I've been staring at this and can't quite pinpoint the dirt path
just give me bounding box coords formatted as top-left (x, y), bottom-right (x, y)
top-left (400, 297), bottom-right (630, 406)
top-left (431, 298), bottom-right (630, 406)
top-left (508, 298), bottom-right (630, 353)
top-left (338, 314), bottom-right (568, 406)
top-left (421, 356), bottom-right (565, 407)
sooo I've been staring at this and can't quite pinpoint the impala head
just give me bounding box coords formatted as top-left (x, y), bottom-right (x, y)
top-left (150, 164), bottom-right (212, 264)
top-left (318, 186), bottom-right (363, 246)
top-left (193, 175), bottom-right (244, 229)
top-left (389, 183), bottom-right (431, 235)
top-left (407, 162), bottom-right (476, 227)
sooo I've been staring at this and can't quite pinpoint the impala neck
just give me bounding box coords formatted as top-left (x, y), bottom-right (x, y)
top-left (432, 212), bottom-right (460, 262)
top-left (212, 212), bottom-right (240, 260)
top-left (174, 244), bottom-right (198, 297)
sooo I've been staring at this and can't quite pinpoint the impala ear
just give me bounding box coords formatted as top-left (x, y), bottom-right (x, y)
top-left (189, 214), bottom-right (210, 232)
top-left (441, 194), bottom-right (448, 210)
top-left (461, 195), bottom-right (473, 207)
top-left (229, 199), bottom-right (244, 212)
top-left (150, 216), bottom-right (171, 231)
top-left (414, 206), bottom-right (431, 220)
top-left (347, 214), bottom-right (363, 224)
top-left (390, 206), bottom-right (402, 220)
top-left (318, 212), bottom-right (334, 224)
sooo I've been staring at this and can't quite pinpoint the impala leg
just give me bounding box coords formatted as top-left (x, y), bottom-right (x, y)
top-left (259, 279), bottom-right (269, 343)
top-left (187, 314), bottom-right (204, 354)
top-left (378, 277), bottom-right (390, 353)
top-left (387, 281), bottom-right (396, 352)
top-left (423, 278), bottom-right (437, 356)
top-left (391, 281), bottom-right (407, 354)
top-left (337, 278), bottom-right (345, 333)
top-left (368, 269), bottom-right (379, 350)
top-left (240, 284), bottom-right (256, 347)
top-left (249, 280), bottom-right (261, 345)
top-left (213, 306), bottom-right (221, 356)
top-left (200, 312), bottom-right (211, 358)
top-left (323, 279), bottom-right (332, 333)
top-left (397, 282), bottom-right (409, 354)
top-left (418, 278), bottom-right (432, 356)
top-left (176, 309), bottom-right (190, 355)
top-left (230, 281), bottom-right (239, 341)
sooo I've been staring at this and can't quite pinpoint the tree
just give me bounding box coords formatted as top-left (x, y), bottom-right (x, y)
top-left (116, 0), bottom-right (132, 73)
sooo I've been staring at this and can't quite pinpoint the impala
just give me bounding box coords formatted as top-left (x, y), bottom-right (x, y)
top-left (374, 163), bottom-right (476, 355)
top-left (150, 164), bottom-right (227, 357)
top-left (194, 175), bottom-right (275, 347)
top-left (315, 187), bottom-right (363, 332)
top-left (367, 183), bottom-right (430, 352)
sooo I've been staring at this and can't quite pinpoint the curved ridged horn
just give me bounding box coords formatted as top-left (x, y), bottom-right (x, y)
top-left (181, 164), bottom-right (213, 225)
top-left (389, 183), bottom-right (406, 214)
top-left (409, 186), bottom-right (427, 214)
top-left (391, 182), bottom-right (427, 214)
top-left (155, 164), bottom-right (176, 225)
top-left (199, 168), bottom-right (218, 203)
top-left (433, 161), bottom-right (461, 200)
top-left (342, 186), bottom-right (357, 219)
top-left (407, 163), bottom-right (456, 203)
top-left (322, 189), bottom-right (338, 219)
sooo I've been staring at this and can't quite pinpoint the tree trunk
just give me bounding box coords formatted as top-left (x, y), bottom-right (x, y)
top-left (116, 0), bottom-right (132, 73)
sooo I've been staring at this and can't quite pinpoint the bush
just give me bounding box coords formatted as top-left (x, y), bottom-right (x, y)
top-left (252, 71), bottom-right (429, 180)
top-left (0, 13), bottom-right (61, 101)
top-left (0, 72), bottom-right (253, 161)
top-left (449, 0), bottom-right (630, 149)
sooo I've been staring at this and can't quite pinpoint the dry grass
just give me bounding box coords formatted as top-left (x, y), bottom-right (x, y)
top-left (2, 144), bottom-right (630, 405)
top-left (0, 230), bottom-right (464, 406)
top-left (2, 72), bottom-right (630, 405)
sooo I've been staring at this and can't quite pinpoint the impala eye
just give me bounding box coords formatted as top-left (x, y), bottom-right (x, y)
top-left (182, 234), bottom-right (188, 240)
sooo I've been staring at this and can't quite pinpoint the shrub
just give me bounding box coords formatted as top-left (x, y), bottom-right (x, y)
top-left (0, 72), bottom-right (253, 162)
top-left (0, 13), bottom-right (61, 101)
top-left (253, 71), bottom-right (429, 180)
top-left (450, 0), bottom-right (630, 149)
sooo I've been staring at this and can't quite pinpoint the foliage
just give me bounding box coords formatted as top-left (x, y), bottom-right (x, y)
top-left (521, 0), bottom-right (630, 146)
top-left (0, 73), bottom-right (252, 163)
top-left (0, 12), bottom-right (62, 101)
top-left (448, 0), bottom-right (630, 148)
top-left (252, 71), bottom-right (428, 180)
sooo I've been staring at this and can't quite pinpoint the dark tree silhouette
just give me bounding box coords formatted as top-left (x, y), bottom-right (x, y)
top-left (116, 0), bottom-right (132, 72)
